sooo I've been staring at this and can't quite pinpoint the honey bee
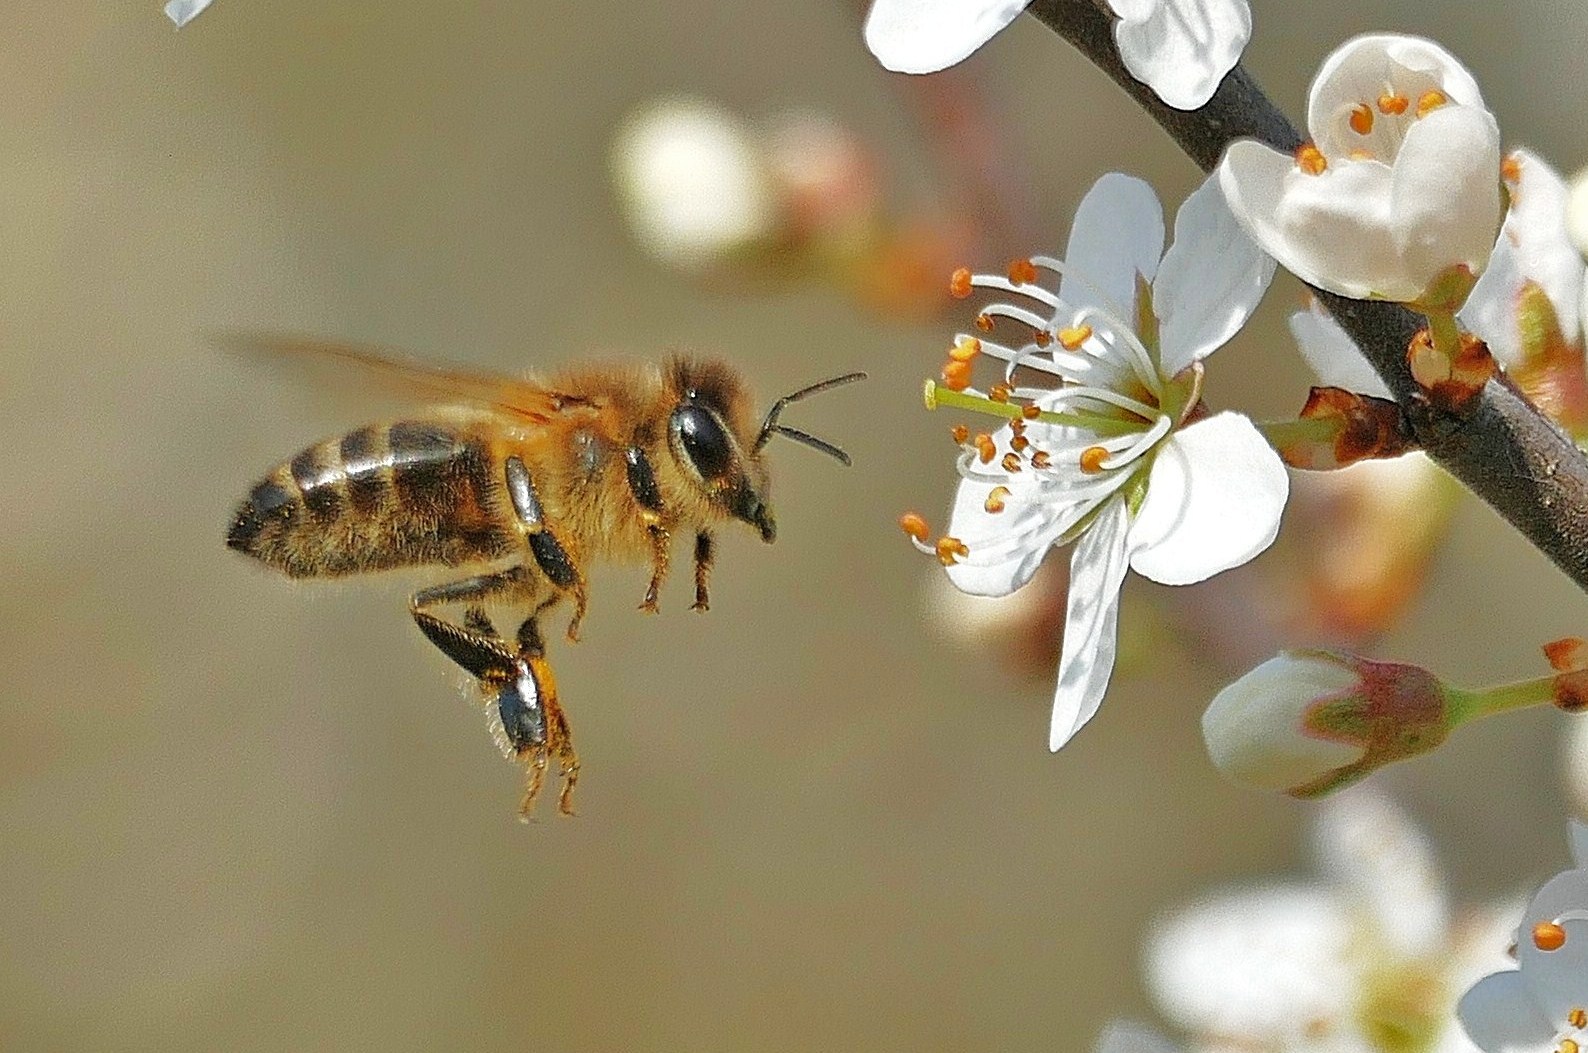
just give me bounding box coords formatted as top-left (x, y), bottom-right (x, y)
top-left (225, 336), bottom-right (863, 818)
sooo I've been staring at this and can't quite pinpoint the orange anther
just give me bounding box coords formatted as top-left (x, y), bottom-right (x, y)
top-left (1349, 103), bottom-right (1374, 135)
top-left (1568, 1008), bottom-right (1587, 1029)
top-left (1562, 1039), bottom-right (1580, 1053)
top-left (988, 383), bottom-right (1011, 403)
top-left (983, 485), bottom-right (1010, 514)
top-left (1021, 404), bottom-right (1041, 420)
top-left (949, 267), bottom-right (973, 299)
top-left (950, 423), bottom-right (970, 445)
top-left (1030, 449), bottom-right (1051, 469)
top-left (1534, 922), bottom-right (1568, 952)
top-left (1377, 92), bottom-right (1409, 115)
top-left (1544, 637), bottom-right (1588, 672)
top-left (1000, 452), bottom-right (1022, 473)
top-left (1058, 324), bottom-right (1093, 351)
top-left (1502, 155), bottom-right (1522, 185)
top-left (899, 512), bottom-right (930, 542)
top-left (935, 536), bottom-right (969, 566)
top-left (1010, 434), bottom-right (1030, 452)
top-left (973, 433), bottom-right (996, 463)
top-left (1296, 143), bottom-right (1328, 175)
top-left (1009, 419), bottom-right (1026, 437)
top-left (1007, 258), bottom-right (1038, 285)
top-left (1033, 329), bottom-right (1053, 348)
top-left (1348, 148), bottom-right (1374, 162)
top-left (941, 359), bottom-right (972, 391)
top-left (975, 313), bottom-right (995, 333)
top-left (948, 336), bottom-right (981, 362)
top-left (1416, 90), bottom-right (1448, 118)
top-left (1079, 446), bottom-right (1109, 474)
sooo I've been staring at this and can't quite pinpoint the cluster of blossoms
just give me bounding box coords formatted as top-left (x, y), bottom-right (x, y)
top-left (1107, 791), bottom-right (1516, 1053)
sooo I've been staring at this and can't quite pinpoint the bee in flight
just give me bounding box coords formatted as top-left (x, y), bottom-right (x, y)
top-left (224, 336), bottom-right (863, 819)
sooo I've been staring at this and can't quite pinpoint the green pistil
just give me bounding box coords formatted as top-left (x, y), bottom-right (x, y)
top-left (923, 380), bottom-right (1142, 437)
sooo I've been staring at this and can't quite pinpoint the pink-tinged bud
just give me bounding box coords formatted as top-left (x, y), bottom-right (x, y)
top-left (1203, 651), bottom-right (1452, 797)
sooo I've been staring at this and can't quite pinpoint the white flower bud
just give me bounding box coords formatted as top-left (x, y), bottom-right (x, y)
top-left (610, 98), bottom-right (776, 270)
top-left (1203, 652), bottom-right (1366, 793)
top-left (1204, 650), bottom-right (1452, 796)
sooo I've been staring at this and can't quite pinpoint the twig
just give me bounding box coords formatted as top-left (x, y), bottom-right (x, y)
top-left (1026, 0), bottom-right (1588, 592)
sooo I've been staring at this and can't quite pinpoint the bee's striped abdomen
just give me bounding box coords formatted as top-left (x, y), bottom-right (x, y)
top-left (227, 419), bottom-right (517, 578)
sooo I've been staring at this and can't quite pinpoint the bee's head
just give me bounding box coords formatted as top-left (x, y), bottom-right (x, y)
top-left (664, 358), bottom-right (863, 543)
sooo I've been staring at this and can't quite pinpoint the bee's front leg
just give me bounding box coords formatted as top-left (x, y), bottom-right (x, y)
top-left (641, 524), bottom-right (670, 614)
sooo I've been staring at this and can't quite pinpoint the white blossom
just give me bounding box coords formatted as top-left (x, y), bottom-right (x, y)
top-left (1462, 150), bottom-right (1585, 367)
top-left (1218, 34), bottom-right (1502, 303)
top-left (609, 98), bottom-right (777, 271)
top-left (917, 173), bottom-right (1284, 751)
top-left (862, 0), bottom-right (1250, 109)
top-left (1458, 822), bottom-right (1588, 1053)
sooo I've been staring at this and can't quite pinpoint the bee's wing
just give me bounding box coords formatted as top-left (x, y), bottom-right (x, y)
top-left (217, 332), bottom-right (599, 424)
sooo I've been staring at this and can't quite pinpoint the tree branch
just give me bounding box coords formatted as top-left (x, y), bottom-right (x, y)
top-left (1027, 0), bottom-right (1588, 591)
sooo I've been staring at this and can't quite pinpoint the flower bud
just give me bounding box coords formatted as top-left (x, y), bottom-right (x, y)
top-left (610, 98), bottom-right (776, 270)
top-left (1203, 650), bottom-right (1451, 797)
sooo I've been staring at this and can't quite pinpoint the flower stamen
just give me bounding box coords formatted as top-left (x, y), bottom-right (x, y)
top-left (1416, 90), bottom-right (1448, 118)
top-left (1058, 324), bottom-right (1093, 351)
top-left (983, 486), bottom-right (1010, 513)
top-left (899, 512), bottom-right (930, 542)
top-left (1078, 446), bottom-right (1108, 474)
top-left (949, 267), bottom-right (973, 299)
top-left (1534, 922), bottom-right (1567, 952)
top-left (1349, 103), bottom-right (1375, 135)
top-left (1007, 258), bottom-right (1038, 284)
top-left (1296, 143), bottom-right (1328, 175)
top-left (1377, 92), bottom-right (1409, 115)
top-left (934, 536), bottom-right (969, 566)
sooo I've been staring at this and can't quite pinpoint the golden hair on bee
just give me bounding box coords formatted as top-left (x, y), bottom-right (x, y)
top-left (223, 334), bottom-right (863, 819)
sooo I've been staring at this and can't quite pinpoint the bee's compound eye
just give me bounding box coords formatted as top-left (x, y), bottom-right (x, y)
top-left (673, 404), bottom-right (733, 480)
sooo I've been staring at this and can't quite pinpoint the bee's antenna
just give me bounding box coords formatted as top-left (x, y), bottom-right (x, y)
top-left (754, 371), bottom-right (866, 464)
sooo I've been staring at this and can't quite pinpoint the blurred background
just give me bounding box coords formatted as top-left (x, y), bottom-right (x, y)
top-left (3, 2), bottom-right (1588, 1049)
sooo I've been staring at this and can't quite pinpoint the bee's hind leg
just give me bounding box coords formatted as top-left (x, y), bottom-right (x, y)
top-left (409, 569), bottom-right (569, 820)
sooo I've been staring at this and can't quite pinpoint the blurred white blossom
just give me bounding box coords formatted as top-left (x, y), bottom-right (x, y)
top-left (1458, 823), bottom-right (1588, 1053)
top-left (1149, 790), bottom-right (1516, 1053)
top-left (1218, 35), bottom-right (1502, 303)
top-left (610, 98), bottom-right (777, 271)
top-left (862, 0), bottom-right (1250, 109)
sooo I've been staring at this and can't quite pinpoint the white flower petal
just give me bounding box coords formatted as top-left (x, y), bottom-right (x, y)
top-left (1128, 412), bottom-right (1288, 586)
top-left (1567, 166), bottom-right (1588, 258)
top-left (1520, 870), bottom-right (1588, 951)
top-left (1388, 105), bottom-right (1503, 288)
top-left (1110, 0), bottom-right (1252, 110)
top-left (1515, 919), bottom-right (1588, 1030)
top-left (1289, 298), bottom-right (1393, 398)
top-left (1570, 820), bottom-right (1588, 869)
top-left (1461, 227), bottom-right (1528, 367)
top-left (1155, 172), bottom-right (1276, 376)
top-left (1049, 496), bottom-right (1131, 751)
top-left (1462, 150), bottom-right (1582, 365)
top-left (1059, 173), bottom-right (1165, 324)
top-left (1310, 35), bottom-right (1487, 158)
top-left (862, 0), bottom-right (1031, 74)
top-left (1218, 141), bottom-right (1411, 300)
top-left (1147, 885), bottom-right (1356, 1041)
top-left (1095, 1020), bottom-right (1183, 1053)
top-left (164, 0), bottom-right (215, 27)
top-left (1458, 971), bottom-right (1559, 1053)
top-left (1313, 788), bottom-right (1449, 955)
top-left (942, 426), bottom-right (1130, 598)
